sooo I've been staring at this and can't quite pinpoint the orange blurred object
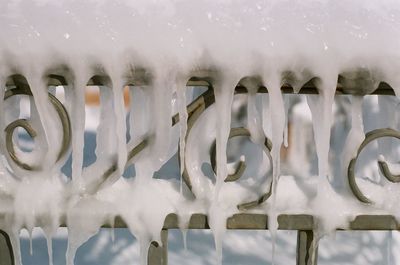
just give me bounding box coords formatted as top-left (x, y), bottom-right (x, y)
top-left (85, 86), bottom-right (130, 107)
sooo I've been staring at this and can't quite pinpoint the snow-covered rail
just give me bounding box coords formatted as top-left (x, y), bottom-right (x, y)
top-left (1, 1), bottom-right (400, 264)
top-left (1, 213), bottom-right (400, 265)
top-left (0, 72), bottom-right (399, 265)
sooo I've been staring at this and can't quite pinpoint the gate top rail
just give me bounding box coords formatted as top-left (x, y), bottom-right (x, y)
top-left (5, 73), bottom-right (397, 95)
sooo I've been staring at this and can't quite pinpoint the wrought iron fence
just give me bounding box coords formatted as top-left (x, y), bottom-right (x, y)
top-left (0, 71), bottom-right (398, 265)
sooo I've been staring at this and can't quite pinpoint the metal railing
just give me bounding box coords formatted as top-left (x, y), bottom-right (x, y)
top-left (1, 71), bottom-right (399, 265)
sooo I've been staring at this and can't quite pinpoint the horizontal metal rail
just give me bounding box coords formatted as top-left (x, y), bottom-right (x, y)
top-left (106, 214), bottom-right (400, 265)
top-left (1, 73), bottom-right (399, 265)
top-left (5, 74), bottom-right (397, 95)
top-left (130, 213), bottom-right (399, 265)
top-left (1, 213), bottom-right (398, 265)
top-left (104, 213), bottom-right (400, 231)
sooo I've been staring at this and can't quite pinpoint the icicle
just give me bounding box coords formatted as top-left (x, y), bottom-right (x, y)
top-left (109, 216), bottom-right (115, 243)
top-left (178, 213), bottom-right (190, 251)
top-left (262, 94), bottom-right (272, 143)
top-left (208, 203), bottom-right (227, 265)
top-left (139, 235), bottom-right (151, 265)
top-left (63, 84), bottom-right (73, 116)
top-left (117, 189), bottom-right (173, 265)
top-left (213, 76), bottom-right (237, 198)
top-left (264, 75), bottom-right (285, 182)
top-left (66, 228), bottom-right (88, 265)
top-left (283, 96), bottom-right (290, 148)
top-left (42, 223), bottom-right (58, 265)
top-left (176, 78), bottom-right (188, 193)
top-left (66, 225), bottom-right (100, 265)
top-left (69, 73), bottom-right (86, 190)
top-left (66, 199), bottom-right (112, 265)
top-left (28, 229), bottom-right (33, 256)
top-left (128, 86), bottom-right (150, 144)
top-left (263, 73), bottom-right (285, 265)
top-left (342, 96), bottom-right (364, 184)
top-left (26, 74), bottom-right (61, 171)
top-left (306, 77), bottom-right (336, 179)
top-left (377, 96), bottom-right (398, 159)
top-left (96, 86), bottom-right (117, 159)
top-left (246, 82), bottom-right (264, 145)
top-left (46, 234), bottom-right (53, 265)
top-left (286, 97), bottom-right (312, 177)
top-left (13, 175), bottom-right (62, 265)
top-left (181, 229), bottom-right (188, 251)
top-left (111, 77), bottom-right (127, 174)
top-left (206, 74), bottom-right (238, 265)
top-left (149, 69), bottom-right (174, 173)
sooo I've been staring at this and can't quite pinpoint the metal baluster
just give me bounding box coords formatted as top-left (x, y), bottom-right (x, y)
top-left (0, 231), bottom-right (13, 265)
top-left (296, 230), bottom-right (318, 265)
top-left (148, 230), bottom-right (168, 265)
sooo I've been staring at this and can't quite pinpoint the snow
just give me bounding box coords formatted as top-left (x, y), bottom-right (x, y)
top-left (0, 1), bottom-right (400, 265)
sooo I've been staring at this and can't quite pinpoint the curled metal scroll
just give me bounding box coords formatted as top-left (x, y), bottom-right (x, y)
top-left (180, 87), bottom-right (274, 210)
top-left (348, 128), bottom-right (400, 203)
top-left (4, 87), bottom-right (71, 171)
top-left (209, 127), bottom-right (273, 210)
top-left (210, 128), bottom-right (253, 183)
top-left (82, 80), bottom-right (400, 207)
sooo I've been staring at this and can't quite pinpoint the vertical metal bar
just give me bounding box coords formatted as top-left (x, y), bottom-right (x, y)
top-left (0, 231), bottom-right (13, 265)
top-left (148, 230), bottom-right (168, 265)
top-left (296, 230), bottom-right (318, 265)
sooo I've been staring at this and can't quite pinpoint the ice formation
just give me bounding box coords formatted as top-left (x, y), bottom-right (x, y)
top-left (0, 0), bottom-right (400, 264)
